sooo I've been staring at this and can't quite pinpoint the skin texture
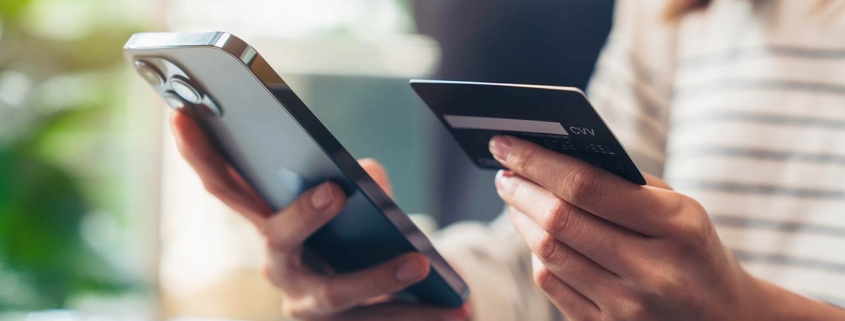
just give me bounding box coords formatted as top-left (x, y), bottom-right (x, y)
top-left (170, 112), bottom-right (470, 321)
top-left (488, 135), bottom-right (845, 321)
top-left (168, 109), bottom-right (845, 320)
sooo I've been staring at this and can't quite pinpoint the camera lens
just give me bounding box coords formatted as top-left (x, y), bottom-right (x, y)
top-left (163, 91), bottom-right (188, 111)
top-left (134, 60), bottom-right (165, 86)
top-left (170, 77), bottom-right (203, 104)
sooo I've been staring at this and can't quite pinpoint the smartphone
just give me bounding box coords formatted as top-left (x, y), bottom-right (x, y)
top-left (411, 80), bottom-right (647, 185)
top-left (124, 32), bottom-right (468, 307)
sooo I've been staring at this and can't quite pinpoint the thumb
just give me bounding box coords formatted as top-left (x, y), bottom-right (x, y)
top-left (358, 158), bottom-right (394, 198)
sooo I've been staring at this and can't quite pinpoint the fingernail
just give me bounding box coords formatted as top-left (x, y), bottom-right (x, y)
top-left (395, 260), bottom-right (425, 282)
top-left (489, 136), bottom-right (512, 162)
top-left (311, 184), bottom-right (334, 210)
top-left (496, 170), bottom-right (515, 181)
top-left (495, 170), bottom-right (515, 189)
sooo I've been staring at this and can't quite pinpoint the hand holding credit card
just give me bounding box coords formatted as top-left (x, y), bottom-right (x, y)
top-left (411, 80), bottom-right (646, 185)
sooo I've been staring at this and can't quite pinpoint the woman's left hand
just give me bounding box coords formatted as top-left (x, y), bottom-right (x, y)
top-left (489, 135), bottom-right (762, 321)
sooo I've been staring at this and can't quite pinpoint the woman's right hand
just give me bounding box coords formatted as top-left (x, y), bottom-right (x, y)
top-left (170, 112), bottom-right (470, 321)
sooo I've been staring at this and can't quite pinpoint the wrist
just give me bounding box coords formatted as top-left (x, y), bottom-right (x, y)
top-left (746, 275), bottom-right (845, 321)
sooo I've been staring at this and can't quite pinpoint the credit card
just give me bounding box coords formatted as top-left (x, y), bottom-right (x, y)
top-left (411, 80), bottom-right (646, 185)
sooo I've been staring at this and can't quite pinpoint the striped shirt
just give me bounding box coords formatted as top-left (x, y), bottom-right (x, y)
top-left (435, 1), bottom-right (845, 320)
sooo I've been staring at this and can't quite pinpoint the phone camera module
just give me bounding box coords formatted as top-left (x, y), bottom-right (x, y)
top-left (134, 60), bottom-right (165, 86)
top-left (169, 77), bottom-right (203, 104)
top-left (163, 91), bottom-right (188, 111)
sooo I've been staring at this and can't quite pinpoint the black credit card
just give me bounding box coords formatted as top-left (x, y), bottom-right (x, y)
top-left (411, 80), bottom-right (647, 185)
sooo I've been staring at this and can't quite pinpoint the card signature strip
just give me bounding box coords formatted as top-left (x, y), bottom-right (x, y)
top-left (444, 115), bottom-right (569, 136)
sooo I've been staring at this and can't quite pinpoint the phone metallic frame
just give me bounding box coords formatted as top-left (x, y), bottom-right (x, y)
top-left (124, 32), bottom-right (470, 304)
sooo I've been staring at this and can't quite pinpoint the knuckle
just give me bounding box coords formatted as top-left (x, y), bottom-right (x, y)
top-left (534, 233), bottom-right (575, 272)
top-left (616, 279), bottom-right (705, 321)
top-left (565, 167), bottom-right (602, 204)
top-left (651, 274), bottom-right (684, 299)
top-left (535, 232), bottom-right (561, 262)
top-left (679, 289), bottom-right (707, 314)
top-left (202, 180), bottom-right (228, 198)
top-left (541, 199), bottom-right (573, 235)
top-left (683, 223), bottom-right (714, 254)
top-left (543, 200), bottom-right (588, 248)
top-left (264, 229), bottom-right (290, 252)
top-left (668, 197), bottom-right (715, 252)
top-left (510, 145), bottom-right (538, 173)
top-left (634, 268), bottom-right (701, 313)
top-left (666, 192), bottom-right (694, 213)
top-left (318, 282), bottom-right (347, 311)
top-left (547, 243), bottom-right (572, 268)
top-left (533, 266), bottom-right (559, 293)
top-left (261, 263), bottom-right (283, 287)
top-left (255, 220), bottom-right (270, 238)
top-left (615, 300), bottom-right (650, 321)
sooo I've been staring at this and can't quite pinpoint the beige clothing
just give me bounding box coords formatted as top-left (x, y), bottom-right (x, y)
top-left (436, 1), bottom-right (845, 320)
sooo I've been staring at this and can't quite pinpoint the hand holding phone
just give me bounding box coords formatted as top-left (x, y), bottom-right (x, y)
top-left (170, 113), bottom-right (470, 321)
top-left (125, 31), bottom-right (468, 318)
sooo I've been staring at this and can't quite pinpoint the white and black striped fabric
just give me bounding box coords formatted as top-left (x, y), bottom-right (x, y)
top-left (434, 1), bottom-right (845, 320)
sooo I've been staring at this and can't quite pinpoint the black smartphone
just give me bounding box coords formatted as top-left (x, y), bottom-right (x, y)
top-left (124, 32), bottom-right (469, 307)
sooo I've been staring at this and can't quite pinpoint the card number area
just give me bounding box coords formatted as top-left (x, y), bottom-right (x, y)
top-left (443, 114), bottom-right (626, 173)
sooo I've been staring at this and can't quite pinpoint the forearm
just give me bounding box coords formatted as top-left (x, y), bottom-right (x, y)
top-left (751, 277), bottom-right (845, 321)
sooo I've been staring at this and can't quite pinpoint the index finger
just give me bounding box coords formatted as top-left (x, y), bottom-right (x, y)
top-left (489, 135), bottom-right (680, 235)
top-left (171, 112), bottom-right (271, 227)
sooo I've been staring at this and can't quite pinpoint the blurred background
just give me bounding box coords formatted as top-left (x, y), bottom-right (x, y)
top-left (0, 0), bottom-right (613, 320)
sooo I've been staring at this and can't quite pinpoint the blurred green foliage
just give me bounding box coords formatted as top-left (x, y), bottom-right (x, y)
top-left (0, 0), bottom-right (29, 22)
top-left (0, 0), bottom-right (145, 310)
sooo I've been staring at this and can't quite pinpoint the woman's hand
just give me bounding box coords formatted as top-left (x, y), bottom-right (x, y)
top-left (488, 135), bottom-right (843, 321)
top-left (170, 112), bottom-right (470, 321)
